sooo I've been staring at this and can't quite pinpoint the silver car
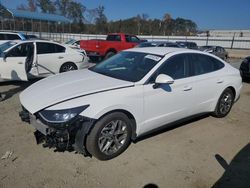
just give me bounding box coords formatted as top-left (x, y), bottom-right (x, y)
top-left (200, 46), bottom-right (228, 60)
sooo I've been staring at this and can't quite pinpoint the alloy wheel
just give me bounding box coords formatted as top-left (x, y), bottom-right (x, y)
top-left (219, 92), bottom-right (233, 115)
top-left (98, 120), bottom-right (128, 155)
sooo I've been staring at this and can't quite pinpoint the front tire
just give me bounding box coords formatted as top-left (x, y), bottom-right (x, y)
top-left (86, 112), bottom-right (132, 160)
top-left (212, 88), bottom-right (234, 118)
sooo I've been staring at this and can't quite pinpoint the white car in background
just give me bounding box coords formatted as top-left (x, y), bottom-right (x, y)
top-left (64, 39), bottom-right (88, 57)
top-left (64, 39), bottom-right (80, 49)
top-left (0, 32), bottom-right (27, 45)
top-left (19, 47), bottom-right (242, 160)
top-left (0, 40), bottom-right (89, 82)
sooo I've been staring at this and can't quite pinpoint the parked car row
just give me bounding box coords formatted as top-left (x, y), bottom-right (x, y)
top-left (136, 41), bottom-right (181, 48)
top-left (0, 31), bottom-right (231, 63)
top-left (1, 31), bottom-right (248, 87)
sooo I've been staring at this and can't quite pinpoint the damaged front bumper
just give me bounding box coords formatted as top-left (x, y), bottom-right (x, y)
top-left (19, 108), bottom-right (95, 157)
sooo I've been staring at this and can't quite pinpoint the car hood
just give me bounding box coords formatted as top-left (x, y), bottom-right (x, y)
top-left (20, 69), bottom-right (134, 114)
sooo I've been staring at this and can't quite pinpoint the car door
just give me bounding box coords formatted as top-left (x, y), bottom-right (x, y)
top-left (36, 42), bottom-right (66, 75)
top-left (0, 42), bottom-right (34, 81)
top-left (188, 53), bottom-right (226, 114)
top-left (141, 53), bottom-right (196, 134)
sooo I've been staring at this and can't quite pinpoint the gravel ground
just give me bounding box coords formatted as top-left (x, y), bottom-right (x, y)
top-left (0, 59), bottom-right (249, 188)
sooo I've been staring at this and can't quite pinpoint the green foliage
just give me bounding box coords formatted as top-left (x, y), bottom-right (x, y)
top-left (36, 0), bottom-right (56, 13)
top-left (95, 6), bottom-right (108, 34)
top-left (56, 0), bottom-right (85, 23)
top-left (105, 15), bottom-right (197, 36)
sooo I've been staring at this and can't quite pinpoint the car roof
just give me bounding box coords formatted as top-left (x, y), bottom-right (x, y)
top-left (10, 39), bottom-right (60, 44)
top-left (3, 40), bottom-right (67, 49)
top-left (143, 41), bottom-right (177, 44)
top-left (125, 47), bottom-right (197, 56)
top-left (0, 31), bottom-right (22, 35)
top-left (108, 33), bottom-right (135, 36)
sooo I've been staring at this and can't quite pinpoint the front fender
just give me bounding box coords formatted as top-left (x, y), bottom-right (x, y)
top-left (46, 85), bottom-right (144, 133)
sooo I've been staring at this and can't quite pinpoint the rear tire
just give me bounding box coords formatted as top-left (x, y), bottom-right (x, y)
top-left (212, 88), bottom-right (234, 118)
top-left (104, 51), bottom-right (116, 60)
top-left (59, 62), bottom-right (77, 73)
top-left (86, 112), bottom-right (132, 160)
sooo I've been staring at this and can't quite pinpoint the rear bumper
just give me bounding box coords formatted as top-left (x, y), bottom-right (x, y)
top-left (85, 51), bottom-right (105, 57)
top-left (19, 108), bottom-right (95, 156)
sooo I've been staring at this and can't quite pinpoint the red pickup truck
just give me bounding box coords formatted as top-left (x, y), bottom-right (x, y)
top-left (80, 33), bottom-right (143, 59)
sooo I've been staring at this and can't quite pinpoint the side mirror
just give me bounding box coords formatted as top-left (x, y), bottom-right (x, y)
top-left (153, 74), bottom-right (174, 89)
top-left (3, 52), bottom-right (7, 62)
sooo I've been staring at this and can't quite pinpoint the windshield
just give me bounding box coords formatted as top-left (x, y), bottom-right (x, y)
top-left (90, 51), bottom-right (162, 82)
top-left (0, 41), bottom-right (17, 57)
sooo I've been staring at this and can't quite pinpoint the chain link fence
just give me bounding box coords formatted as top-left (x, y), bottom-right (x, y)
top-left (8, 30), bottom-right (250, 50)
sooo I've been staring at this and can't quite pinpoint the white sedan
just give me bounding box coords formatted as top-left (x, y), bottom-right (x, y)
top-left (19, 47), bottom-right (242, 160)
top-left (0, 40), bottom-right (89, 82)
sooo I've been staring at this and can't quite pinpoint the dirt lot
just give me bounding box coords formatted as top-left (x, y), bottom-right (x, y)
top-left (0, 60), bottom-right (249, 188)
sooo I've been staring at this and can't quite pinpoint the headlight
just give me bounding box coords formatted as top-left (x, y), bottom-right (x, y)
top-left (39, 105), bottom-right (89, 123)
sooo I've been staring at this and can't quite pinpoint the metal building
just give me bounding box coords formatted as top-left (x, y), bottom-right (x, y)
top-left (0, 4), bottom-right (71, 33)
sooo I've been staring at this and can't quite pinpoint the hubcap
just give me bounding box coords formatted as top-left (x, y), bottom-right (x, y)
top-left (219, 92), bottom-right (233, 115)
top-left (98, 120), bottom-right (128, 155)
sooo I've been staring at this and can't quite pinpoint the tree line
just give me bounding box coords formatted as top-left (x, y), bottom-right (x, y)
top-left (15, 0), bottom-right (197, 36)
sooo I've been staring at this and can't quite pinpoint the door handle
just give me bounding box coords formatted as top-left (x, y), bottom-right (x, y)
top-left (217, 79), bottom-right (224, 84)
top-left (183, 85), bottom-right (192, 91)
top-left (18, 62), bottom-right (23, 64)
top-left (58, 56), bottom-right (64, 59)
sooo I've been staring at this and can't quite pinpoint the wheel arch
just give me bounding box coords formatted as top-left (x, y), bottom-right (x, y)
top-left (59, 61), bottom-right (78, 73)
top-left (227, 86), bottom-right (236, 99)
top-left (97, 109), bottom-right (137, 140)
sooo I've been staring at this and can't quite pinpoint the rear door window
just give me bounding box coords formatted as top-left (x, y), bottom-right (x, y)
top-left (189, 54), bottom-right (225, 76)
top-left (37, 42), bottom-right (65, 54)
